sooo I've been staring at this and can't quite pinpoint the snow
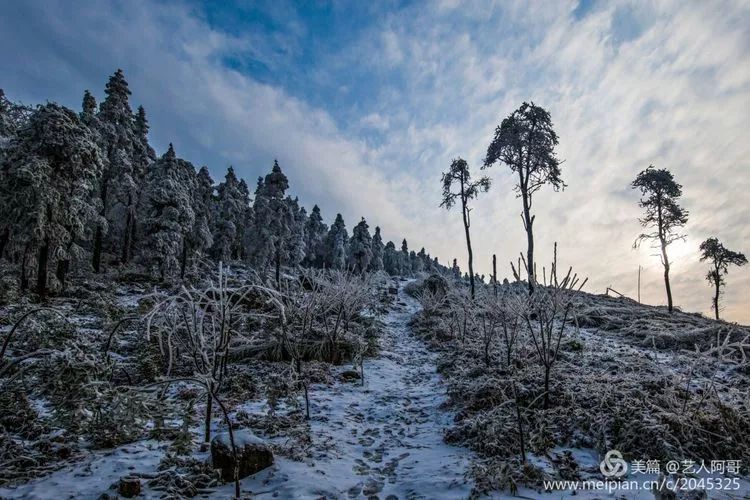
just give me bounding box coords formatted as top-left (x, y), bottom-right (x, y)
top-left (233, 281), bottom-right (474, 498)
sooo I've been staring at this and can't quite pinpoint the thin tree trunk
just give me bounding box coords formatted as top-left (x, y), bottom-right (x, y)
top-left (275, 249), bottom-right (281, 285)
top-left (713, 277), bottom-right (720, 320)
top-left (492, 254), bottom-right (498, 297)
top-left (180, 239), bottom-right (189, 279)
top-left (544, 367), bottom-right (550, 410)
top-left (204, 383), bottom-right (213, 443)
top-left (0, 227), bottom-right (9, 260)
top-left (121, 207), bottom-right (132, 264)
top-left (459, 175), bottom-right (475, 299)
top-left (56, 259), bottom-right (69, 292)
top-left (523, 199), bottom-right (534, 295)
top-left (512, 382), bottom-right (526, 464)
top-left (660, 239), bottom-right (673, 313)
top-left (20, 244), bottom-right (29, 291)
top-left (36, 237), bottom-right (50, 299)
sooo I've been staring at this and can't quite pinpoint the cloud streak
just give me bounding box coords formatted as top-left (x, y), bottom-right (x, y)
top-left (1, 0), bottom-right (748, 321)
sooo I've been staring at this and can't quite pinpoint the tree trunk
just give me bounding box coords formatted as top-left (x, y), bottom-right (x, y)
top-left (275, 249), bottom-right (281, 285)
top-left (36, 238), bottom-right (50, 299)
top-left (492, 254), bottom-right (498, 297)
top-left (460, 178), bottom-right (475, 299)
top-left (543, 366), bottom-right (550, 410)
top-left (121, 208), bottom-right (132, 264)
top-left (92, 225), bottom-right (103, 273)
top-left (523, 197), bottom-right (535, 295)
top-left (0, 227), bottom-right (9, 260)
top-left (180, 239), bottom-right (189, 279)
top-left (56, 259), bottom-right (69, 292)
top-left (93, 180), bottom-right (108, 273)
top-left (20, 244), bottom-right (30, 291)
top-left (713, 278), bottom-right (720, 320)
top-left (204, 384), bottom-right (213, 443)
top-left (660, 239), bottom-right (673, 313)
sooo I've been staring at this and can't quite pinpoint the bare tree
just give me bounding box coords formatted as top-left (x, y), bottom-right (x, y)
top-left (699, 237), bottom-right (747, 320)
top-left (440, 158), bottom-right (490, 299)
top-left (484, 102), bottom-right (564, 294)
top-left (632, 166), bottom-right (689, 313)
top-left (517, 243), bottom-right (586, 409)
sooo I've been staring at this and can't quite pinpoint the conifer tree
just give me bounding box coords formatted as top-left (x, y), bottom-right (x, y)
top-left (212, 166), bottom-right (247, 262)
top-left (141, 144), bottom-right (195, 279)
top-left (182, 166), bottom-right (215, 277)
top-left (632, 166), bottom-right (689, 313)
top-left (0, 103), bottom-right (102, 295)
top-left (383, 240), bottom-right (398, 275)
top-left (440, 157), bottom-right (490, 298)
top-left (92, 69), bottom-right (141, 272)
top-left (349, 217), bottom-right (373, 274)
top-left (484, 102), bottom-right (564, 294)
top-left (699, 237), bottom-right (747, 320)
top-left (303, 204), bottom-right (328, 267)
top-left (400, 239), bottom-right (410, 276)
top-left (324, 214), bottom-right (348, 270)
top-left (370, 226), bottom-right (384, 271)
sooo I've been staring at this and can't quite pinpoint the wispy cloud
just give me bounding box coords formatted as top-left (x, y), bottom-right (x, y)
top-left (1, 0), bottom-right (748, 321)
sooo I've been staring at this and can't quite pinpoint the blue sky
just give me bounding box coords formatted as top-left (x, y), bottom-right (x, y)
top-left (2, 0), bottom-right (749, 321)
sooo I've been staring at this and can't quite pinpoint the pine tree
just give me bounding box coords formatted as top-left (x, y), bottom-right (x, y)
top-left (92, 69), bottom-right (141, 272)
top-left (141, 144), bottom-right (195, 279)
top-left (369, 226), bottom-right (384, 271)
top-left (440, 157), bottom-right (490, 298)
top-left (212, 166), bottom-right (247, 262)
top-left (0, 103), bottom-right (102, 295)
top-left (699, 237), bottom-right (747, 320)
top-left (349, 217), bottom-right (373, 274)
top-left (400, 239), bottom-right (410, 276)
top-left (183, 166), bottom-right (215, 277)
top-left (383, 240), bottom-right (398, 275)
top-left (324, 214), bottom-right (348, 270)
top-left (303, 205), bottom-right (328, 267)
top-left (632, 166), bottom-right (689, 313)
top-left (484, 102), bottom-right (564, 294)
top-left (123, 105), bottom-right (155, 264)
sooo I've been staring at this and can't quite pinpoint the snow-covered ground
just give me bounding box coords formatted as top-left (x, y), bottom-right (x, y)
top-left (234, 281), bottom-right (474, 498)
top-left (0, 282), bottom-right (475, 499)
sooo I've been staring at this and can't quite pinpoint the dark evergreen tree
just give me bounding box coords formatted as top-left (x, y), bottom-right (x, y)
top-left (324, 214), bottom-right (348, 270)
top-left (632, 166), bottom-right (689, 313)
top-left (349, 217), bottom-right (373, 274)
top-left (370, 226), bottom-right (384, 271)
top-left (383, 240), bottom-right (398, 275)
top-left (0, 103), bottom-right (102, 295)
top-left (484, 102), bottom-right (564, 294)
top-left (212, 166), bottom-right (247, 262)
top-left (440, 157), bottom-right (490, 299)
top-left (303, 204), bottom-right (328, 267)
top-left (699, 237), bottom-right (747, 320)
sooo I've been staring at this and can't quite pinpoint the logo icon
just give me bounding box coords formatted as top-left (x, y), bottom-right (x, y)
top-left (600, 450), bottom-right (628, 478)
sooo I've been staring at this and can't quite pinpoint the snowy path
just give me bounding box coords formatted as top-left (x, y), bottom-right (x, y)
top-left (0, 283), bottom-right (474, 499)
top-left (241, 281), bottom-right (474, 499)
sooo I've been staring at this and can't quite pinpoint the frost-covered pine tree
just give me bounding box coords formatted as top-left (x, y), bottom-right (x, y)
top-left (349, 217), bottom-right (373, 274)
top-left (248, 161), bottom-right (304, 282)
top-left (182, 166), bottom-right (215, 277)
top-left (303, 204), bottom-right (328, 267)
top-left (0, 103), bottom-right (102, 295)
top-left (400, 239), bottom-right (410, 276)
top-left (211, 166), bottom-right (248, 262)
top-left (125, 105), bottom-right (156, 263)
top-left (383, 240), bottom-right (398, 275)
top-left (92, 69), bottom-right (142, 272)
top-left (324, 213), bottom-right (348, 270)
top-left (140, 144), bottom-right (195, 279)
top-left (369, 226), bottom-right (384, 272)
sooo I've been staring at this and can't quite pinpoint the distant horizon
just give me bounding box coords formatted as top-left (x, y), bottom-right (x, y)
top-left (3, 0), bottom-right (748, 322)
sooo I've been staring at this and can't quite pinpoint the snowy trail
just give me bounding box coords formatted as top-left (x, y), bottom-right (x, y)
top-left (0, 283), bottom-right (474, 499)
top-left (240, 281), bottom-right (474, 499)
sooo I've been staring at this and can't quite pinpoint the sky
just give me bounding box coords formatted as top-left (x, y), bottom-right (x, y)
top-left (2, 0), bottom-right (749, 322)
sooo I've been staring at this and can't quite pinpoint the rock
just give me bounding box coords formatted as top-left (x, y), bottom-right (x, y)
top-left (340, 369), bottom-right (361, 382)
top-left (117, 476), bottom-right (141, 498)
top-left (211, 430), bottom-right (274, 482)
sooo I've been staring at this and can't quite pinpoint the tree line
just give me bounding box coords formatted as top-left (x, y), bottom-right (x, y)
top-left (0, 70), bottom-right (449, 297)
top-left (441, 101), bottom-right (746, 320)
